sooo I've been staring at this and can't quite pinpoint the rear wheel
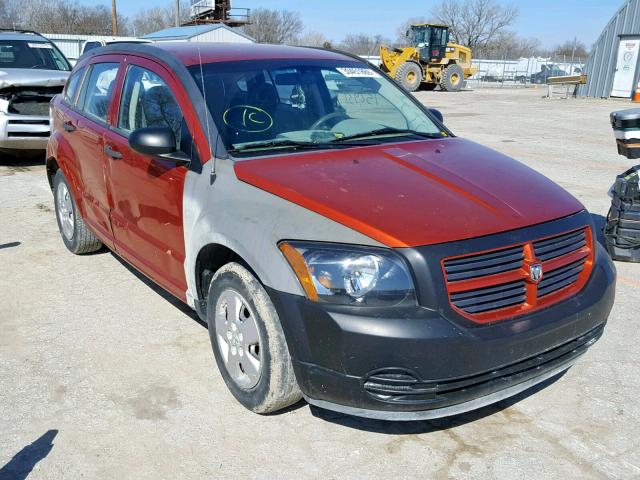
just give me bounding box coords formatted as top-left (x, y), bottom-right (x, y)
top-left (53, 170), bottom-right (102, 255)
top-left (440, 64), bottom-right (465, 92)
top-left (395, 62), bottom-right (423, 92)
top-left (207, 262), bottom-right (301, 414)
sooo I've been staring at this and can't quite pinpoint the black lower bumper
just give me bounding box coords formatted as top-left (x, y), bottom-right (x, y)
top-left (268, 242), bottom-right (616, 420)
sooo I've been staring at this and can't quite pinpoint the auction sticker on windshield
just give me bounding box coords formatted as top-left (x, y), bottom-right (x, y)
top-left (336, 67), bottom-right (381, 78)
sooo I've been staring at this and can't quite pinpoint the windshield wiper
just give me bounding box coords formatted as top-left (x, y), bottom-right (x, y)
top-left (229, 138), bottom-right (375, 153)
top-left (330, 128), bottom-right (444, 143)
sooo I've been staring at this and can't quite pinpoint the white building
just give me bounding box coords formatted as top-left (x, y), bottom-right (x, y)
top-left (142, 24), bottom-right (254, 44)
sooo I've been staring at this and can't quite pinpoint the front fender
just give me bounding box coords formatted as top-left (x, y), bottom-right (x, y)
top-left (181, 159), bottom-right (384, 308)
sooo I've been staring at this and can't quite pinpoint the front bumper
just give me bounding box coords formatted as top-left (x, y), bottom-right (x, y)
top-left (0, 113), bottom-right (50, 151)
top-left (268, 214), bottom-right (616, 420)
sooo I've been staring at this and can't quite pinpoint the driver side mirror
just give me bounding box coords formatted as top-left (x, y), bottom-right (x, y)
top-left (129, 126), bottom-right (190, 166)
top-left (428, 108), bottom-right (444, 123)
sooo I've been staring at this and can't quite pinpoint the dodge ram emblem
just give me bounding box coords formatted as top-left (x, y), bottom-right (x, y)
top-left (529, 264), bottom-right (543, 283)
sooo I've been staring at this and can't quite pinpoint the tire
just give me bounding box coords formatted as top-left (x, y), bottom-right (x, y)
top-left (440, 64), bottom-right (465, 92)
top-left (53, 170), bottom-right (102, 255)
top-left (207, 262), bottom-right (301, 414)
top-left (394, 62), bottom-right (423, 92)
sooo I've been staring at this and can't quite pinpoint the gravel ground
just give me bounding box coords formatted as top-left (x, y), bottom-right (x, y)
top-left (1, 87), bottom-right (639, 479)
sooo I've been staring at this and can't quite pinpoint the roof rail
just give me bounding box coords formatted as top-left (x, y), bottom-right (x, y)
top-left (0, 28), bottom-right (47, 39)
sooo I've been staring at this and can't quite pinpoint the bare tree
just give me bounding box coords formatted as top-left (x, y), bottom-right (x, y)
top-left (131, 0), bottom-right (189, 36)
top-left (242, 8), bottom-right (303, 44)
top-left (475, 31), bottom-right (541, 59)
top-left (553, 39), bottom-right (589, 59)
top-left (339, 34), bottom-right (389, 56)
top-left (295, 30), bottom-right (330, 48)
top-left (432, 0), bottom-right (518, 51)
top-left (0, 0), bottom-right (21, 29)
top-left (394, 16), bottom-right (428, 45)
top-left (1, 0), bottom-right (130, 35)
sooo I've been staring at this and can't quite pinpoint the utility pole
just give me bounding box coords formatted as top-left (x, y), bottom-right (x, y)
top-left (111, 0), bottom-right (118, 36)
top-left (175, 0), bottom-right (180, 27)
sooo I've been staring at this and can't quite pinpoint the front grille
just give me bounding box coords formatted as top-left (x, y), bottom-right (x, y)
top-left (443, 246), bottom-right (524, 281)
top-left (8, 119), bottom-right (49, 125)
top-left (362, 324), bottom-right (603, 405)
top-left (442, 227), bottom-right (593, 323)
top-left (7, 131), bottom-right (49, 138)
top-left (538, 258), bottom-right (587, 298)
top-left (534, 229), bottom-right (587, 261)
top-left (451, 280), bottom-right (526, 314)
top-left (9, 101), bottom-right (51, 116)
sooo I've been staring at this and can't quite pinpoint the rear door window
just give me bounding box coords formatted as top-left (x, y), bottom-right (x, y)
top-left (78, 63), bottom-right (119, 123)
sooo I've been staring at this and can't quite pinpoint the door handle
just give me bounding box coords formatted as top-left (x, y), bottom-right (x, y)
top-left (62, 121), bottom-right (76, 132)
top-left (104, 145), bottom-right (123, 160)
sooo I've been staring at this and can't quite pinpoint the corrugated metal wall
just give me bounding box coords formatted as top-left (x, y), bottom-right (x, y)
top-left (44, 33), bottom-right (140, 61)
top-left (186, 29), bottom-right (253, 43)
top-left (579, 0), bottom-right (640, 98)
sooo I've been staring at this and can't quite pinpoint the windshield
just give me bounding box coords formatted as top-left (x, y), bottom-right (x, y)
top-left (0, 40), bottom-right (71, 71)
top-left (189, 59), bottom-right (445, 156)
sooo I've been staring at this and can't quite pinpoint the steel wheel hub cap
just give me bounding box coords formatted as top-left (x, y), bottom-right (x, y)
top-left (56, 183), bottom-right (74, 241)
top-left (215, 289), bottom-right (262, 389)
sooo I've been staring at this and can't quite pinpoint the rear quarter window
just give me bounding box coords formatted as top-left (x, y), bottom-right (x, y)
top-left (63, 67), bottom-right (86, 106)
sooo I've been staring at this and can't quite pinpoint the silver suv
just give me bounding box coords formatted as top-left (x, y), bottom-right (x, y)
top-left (0, 29), bottom-right (71, 155)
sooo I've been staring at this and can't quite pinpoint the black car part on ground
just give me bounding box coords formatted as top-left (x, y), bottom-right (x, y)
top-left (605, 166), bottom-right (640, 261)
top-left (607, 109), bottom-right (640, 261)
top-left (0, 86), bottom-right (63, 116)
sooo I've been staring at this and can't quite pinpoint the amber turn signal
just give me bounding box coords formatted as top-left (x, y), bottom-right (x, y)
top-left (278, 242), bottom-right (319, 302)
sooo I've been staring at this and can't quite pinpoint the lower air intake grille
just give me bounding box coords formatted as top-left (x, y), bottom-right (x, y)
top-left (363, 369), bottom-right (435, 401)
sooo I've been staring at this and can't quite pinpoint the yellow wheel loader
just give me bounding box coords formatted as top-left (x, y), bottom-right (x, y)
top-left (380, 24), bottom-right (478, 92)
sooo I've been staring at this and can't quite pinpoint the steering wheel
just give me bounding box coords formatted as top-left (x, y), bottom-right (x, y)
top-left (310, 112), bottom-right (350, 130)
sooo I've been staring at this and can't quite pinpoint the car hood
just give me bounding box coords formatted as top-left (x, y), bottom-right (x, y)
top-left (0, 69), bottom-right (69, 92)
top-left (234, 138), bottom-right (584, 247)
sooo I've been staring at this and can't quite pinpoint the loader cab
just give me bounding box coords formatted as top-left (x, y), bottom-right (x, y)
top-left (408, 24), bottom-right (449, 62)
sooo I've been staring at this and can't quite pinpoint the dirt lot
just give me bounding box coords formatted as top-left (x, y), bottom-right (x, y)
top-left (1, 87), bottom-right (639, 479)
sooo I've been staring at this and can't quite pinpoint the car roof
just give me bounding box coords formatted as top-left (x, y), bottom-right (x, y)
top-left (89, 42), bottom-right (359, 67)
top-left (0, 32), bottom-right (50, 42)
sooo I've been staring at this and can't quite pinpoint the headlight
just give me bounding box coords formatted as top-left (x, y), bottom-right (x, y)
top-left (279, 241), bottom-right (417, 307)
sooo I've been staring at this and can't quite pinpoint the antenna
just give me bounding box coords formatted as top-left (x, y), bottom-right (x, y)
top-left (196, 42), bottom-right (217, 183)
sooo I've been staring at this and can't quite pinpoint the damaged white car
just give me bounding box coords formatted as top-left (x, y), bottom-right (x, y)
top-left (0, 30), bottom-right (70, 155)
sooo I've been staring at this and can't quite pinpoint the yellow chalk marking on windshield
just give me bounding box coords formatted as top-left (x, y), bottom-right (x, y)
top-left (223, 105), bottom-right (273, 133)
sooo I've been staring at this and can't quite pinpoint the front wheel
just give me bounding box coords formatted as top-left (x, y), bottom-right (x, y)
top-left (395, 62), bottom-right (423, 92)
top-left (53, 170), bottom-right (102, 255)
top-left (440, 64), bottom-right (465, 92)
top-left (207, 262), bottom-right (301, 414)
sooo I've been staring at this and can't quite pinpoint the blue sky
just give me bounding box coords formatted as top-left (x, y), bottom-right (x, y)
top-left (109, 0), bottom-right (622, 48)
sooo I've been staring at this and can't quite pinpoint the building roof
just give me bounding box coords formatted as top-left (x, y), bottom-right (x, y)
top-left (578, 0), bottom-right (640, 98)
top-left (143, 24), bottom-right (254, 42)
